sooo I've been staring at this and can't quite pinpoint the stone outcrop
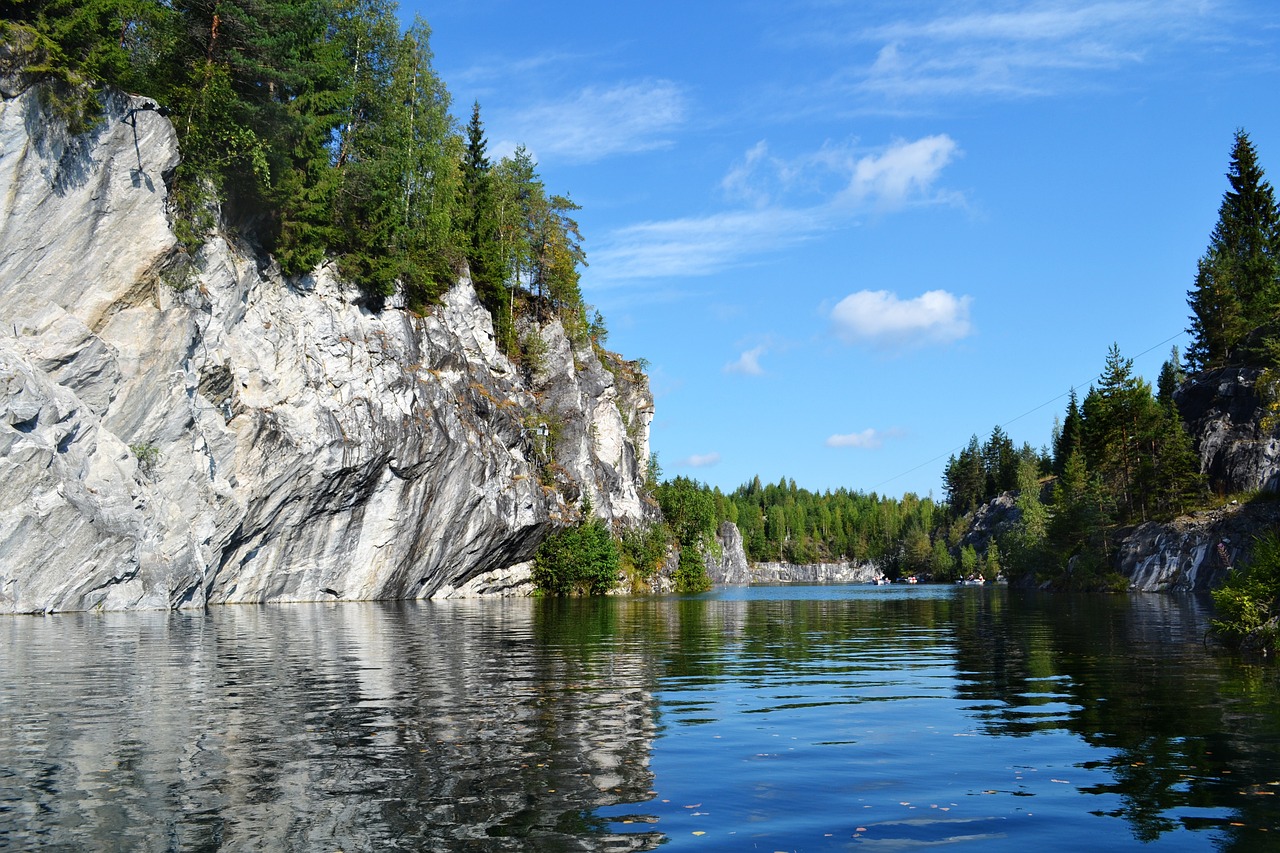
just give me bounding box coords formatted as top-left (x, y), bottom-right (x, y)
top-left (750, 560), bottom-right (882, 584)
top-left (705, 521), bottom-right (750, 585)
top-left (0, 86), bottom-right (654, 612)
top-left (1176, 366), bottom-right (1280, 494)
top-left (1118, 501), bottom-right (1280, 592)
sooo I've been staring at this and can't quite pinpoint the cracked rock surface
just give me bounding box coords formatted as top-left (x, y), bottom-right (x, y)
top-left (1, 87), bottom-right (653, 612)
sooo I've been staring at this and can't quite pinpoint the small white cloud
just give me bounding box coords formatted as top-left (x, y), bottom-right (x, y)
top-left (826, 428), bottom-right (903, 449)
top-left (830, 289), bottom-right (974, 348)
top-left (725, 345), bottom-right (768, 376)
top-left (681, 452), bottom-right (722, 468)
top-left (720, 140), bottom-right (773, 206)
top-left (842, 135), bottom-right (959, 209)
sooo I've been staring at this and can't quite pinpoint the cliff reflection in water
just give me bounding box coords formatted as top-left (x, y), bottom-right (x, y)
top-left (0, 601), bottom-right (663, 851)
top-left (5, 589), bottom-right (1280, 850)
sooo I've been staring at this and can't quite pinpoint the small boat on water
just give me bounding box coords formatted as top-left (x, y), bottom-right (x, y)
top-left (958, 575), bottom-right (985, 586)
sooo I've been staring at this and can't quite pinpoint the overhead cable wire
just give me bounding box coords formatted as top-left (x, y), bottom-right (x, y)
top-left (869, 330), bottom-right (1188, 493)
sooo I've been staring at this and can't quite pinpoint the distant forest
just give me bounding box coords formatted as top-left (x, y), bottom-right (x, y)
top-left (4, 0), bottom-right (599, 353)
top-left (668, 130), bottom-right (1280, 588)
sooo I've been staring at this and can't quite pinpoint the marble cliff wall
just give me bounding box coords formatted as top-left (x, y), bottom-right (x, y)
top-left (0, 87), bottom-right (654, 612)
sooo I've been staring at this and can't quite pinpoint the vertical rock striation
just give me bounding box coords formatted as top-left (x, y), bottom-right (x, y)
top-left (0, 87), bottom-right (653, 612)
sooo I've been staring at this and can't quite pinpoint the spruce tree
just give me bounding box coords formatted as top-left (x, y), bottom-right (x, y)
top-left (460, 102), bottom-right (508, 334)
top-left (1053, 389), bottom-right (1083, 476)
top-left (1186, 130), bottom-right (1280, 370)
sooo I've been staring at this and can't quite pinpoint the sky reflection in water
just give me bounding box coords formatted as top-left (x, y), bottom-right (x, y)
top-left (2, 586), bottom-right (1279, 851)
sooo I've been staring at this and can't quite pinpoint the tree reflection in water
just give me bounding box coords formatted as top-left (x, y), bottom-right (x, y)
top-left (3, 590), bottom-right (1280, 850)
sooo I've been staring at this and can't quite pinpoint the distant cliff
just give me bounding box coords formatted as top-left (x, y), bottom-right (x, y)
top-left (0, 87), bottom-right (654, 612)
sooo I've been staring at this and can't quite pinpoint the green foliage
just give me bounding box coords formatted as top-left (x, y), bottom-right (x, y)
top-left (674, 543), bottom-right (711, 594)
top-left (531, 510), bottom-right (620, 596)
top-left (982, 539), bottom-right (1002, 580)
top-left (129, 442), bottom-right (160, 477)
top-left (670, 473), bottom-right (948, 576)
top-left (656, 476), bottom-right (717, 547)
top-left (9, 0), bottom-right (599, 336)
top-left (1211, 532), bottom-right (1280, 651)
top-left (619, 522), bottom-right (670, 591)
top-left (1186, 129), bottom-right (1280, 372)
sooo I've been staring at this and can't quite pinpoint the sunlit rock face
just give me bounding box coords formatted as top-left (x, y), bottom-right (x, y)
top-left (1176, 366), bottom-right (1280, 495)
top-left (0, 87), bottom-right (653, 612)
top-left (750, 561), bottom-right (882, 584)
top-left (1117, 503), bottom-right (1280, 592)
top-left (707, 521), bottom-right (751, 585)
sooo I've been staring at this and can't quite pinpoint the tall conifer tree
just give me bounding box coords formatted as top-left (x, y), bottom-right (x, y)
top-left (1187, 130), bottom-right (1280, 370)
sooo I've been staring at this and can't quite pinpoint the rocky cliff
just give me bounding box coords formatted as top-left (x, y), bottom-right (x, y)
top-left (1118, 367), bottom-right (1280, 591)
top-left (1175, 366), bottom-right (1280, 495)
top-left (0, 87), bottom-right (654, 612)
top-left (749, 560), bottom-right (883, 584)
top-left (1118, 501), bottom-right (1280, 592)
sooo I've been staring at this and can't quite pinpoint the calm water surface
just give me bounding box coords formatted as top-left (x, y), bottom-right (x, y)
top-left (3, 586), bottom-right (1280, 851)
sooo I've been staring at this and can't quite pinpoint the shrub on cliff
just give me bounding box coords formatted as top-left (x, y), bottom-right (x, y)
top-left (1211, 531), bottom-right (1280, 654)
top-left (673, 544), bottom-right (711, 594)
top-left (532, 510), bottom-right (620, 596)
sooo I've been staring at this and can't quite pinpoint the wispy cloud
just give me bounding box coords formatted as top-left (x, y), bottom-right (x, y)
top-left (591, 207), bottom-right (819, 283)
top-left (500, 80), bottom-right (688, 164)
top-left (826, 428), bottom-right (905, 449)
top-left (725, 344), bottom-right (769, 376)
top-left (680, 452), bottom-right (723, 468)
top-left (825, 0), bottom-right (1222, 101)
top-left (829, 289), bottom-right (974, 348)
top-left (591, 135), bottom-right (959, 284)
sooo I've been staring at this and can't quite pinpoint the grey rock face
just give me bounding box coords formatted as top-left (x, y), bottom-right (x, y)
top-left (1176, 366), bottom-right (1280, 494)
top-left (750, 561), bottom-right (883, 584)
top-left (0, 87), bottom-right (652, 611)
top-left (706, 521), bottom-right (751, 585)
top-left (1117, 502), bottom-right (1280, 592)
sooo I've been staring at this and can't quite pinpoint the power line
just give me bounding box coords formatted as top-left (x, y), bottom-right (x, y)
top-left (869, 330), bottom-right (1188, 493)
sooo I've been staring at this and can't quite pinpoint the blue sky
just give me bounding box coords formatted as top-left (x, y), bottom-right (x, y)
top-left (408, 0), bottom-right (1280, 499)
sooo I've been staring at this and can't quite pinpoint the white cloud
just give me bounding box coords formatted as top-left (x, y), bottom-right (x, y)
top-left (825, 428), bottom-right (903, 449)
top-left (830, 289), bottom-right (974, 348)
top-left (504, 80), bottom-right (687, 164)
top-left (724, 345), bottom-right (769, 376)
top-left (589, 135), bottom-right (958, 285)
top-left (720, 140), bottom-right (774, 206)
top-left (681, 452), bottom-right (722, 468)
top-left (591, 207), bottom-right (818, 283)
top-left (841, 135), bottom-right (960, 208)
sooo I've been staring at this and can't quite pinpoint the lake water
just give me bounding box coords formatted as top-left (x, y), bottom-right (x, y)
top-left (3, 585), bottom-right (1280, 851)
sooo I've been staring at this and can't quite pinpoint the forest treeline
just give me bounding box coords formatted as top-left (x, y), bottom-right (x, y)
top-left (674, 130), bottom-right (1280, 590)
top-left (5, 0), bottom-right (598, 351)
